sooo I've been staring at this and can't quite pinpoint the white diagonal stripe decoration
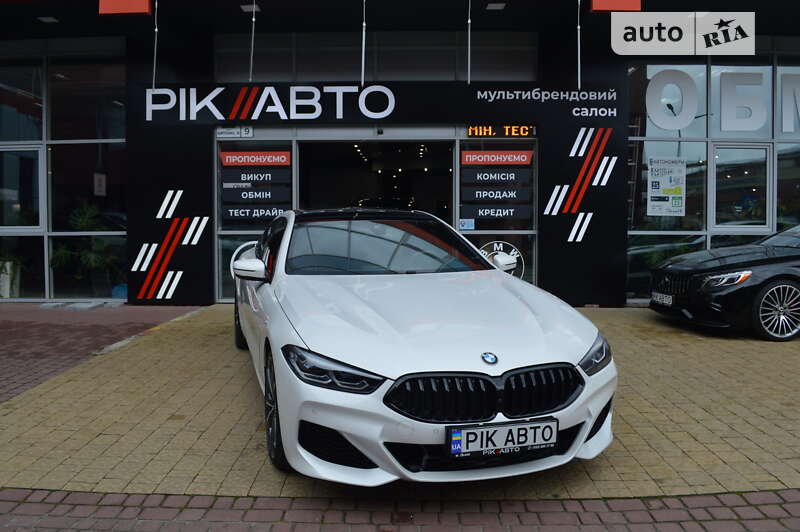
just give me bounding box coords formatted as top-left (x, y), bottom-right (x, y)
top-left (164, 190), bottom-right (183, 218)
top-left (182, 216), bottom-right (201, 245)
top-left (140, 244), bottom-right (158, 271)
top-left (552, 185), bottom-right (569, 215)
top-left (569, 127), bottom-right (586, 157)
top-left (543, 186), bottom-right (561, 216)
top-left (165, 271), bottom-right (184, 299)
top-left (156, 271), bottom-right (175, 300)
top-left (577, 127), bottom-right (594, 157)
top-left (600, 156), bottom-right (618, 186)
top-left (131, 243), bottom-right (149, 272)
top-left (568, 213), bottom-right (585, 242)
top-left (190, 216), bottom-right (210, 245)
top-left (575, 212), bottom-right (594, 242)
top-left (155, 190), bottom-right (174, 219)
top-left (592, 157), bottom-right (609, 186)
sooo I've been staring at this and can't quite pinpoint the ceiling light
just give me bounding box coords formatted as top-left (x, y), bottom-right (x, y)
top-left (241, 4), bottom-right (261, 12)
top-left (486, 2), bottom-right (506, 10)
top-left (53, 73), bottom-right (69, 80)
top-left (37, 16), bottom-right (59, 23)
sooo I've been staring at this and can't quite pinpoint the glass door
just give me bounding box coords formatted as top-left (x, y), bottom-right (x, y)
top-left (710, 144), bottom-right (773, 233)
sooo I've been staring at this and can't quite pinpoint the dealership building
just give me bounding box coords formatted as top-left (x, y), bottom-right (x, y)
top-left (0, 0), bottom-right (799, 307)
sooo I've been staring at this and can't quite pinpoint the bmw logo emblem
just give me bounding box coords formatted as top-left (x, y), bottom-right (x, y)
top-left (481, 352), bottom-right (498, 365)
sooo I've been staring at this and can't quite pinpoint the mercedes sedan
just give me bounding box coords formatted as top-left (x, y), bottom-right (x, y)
top-left (231, 208), bottom-right (617, 486)
top-left (650, 225), bottom-right (800, 341)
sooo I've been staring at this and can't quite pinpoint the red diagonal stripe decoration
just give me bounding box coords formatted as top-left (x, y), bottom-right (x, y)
top-left (563, 128), bottom-right (604, 213)
top-left (572, 128), bottom-right (613, 213)
top-left (147, 217), bottom-right (190, 299)
top-left (239, 87), bottom-right (261, 120)
top-left (137, 217), bottom-right (179, 300)
top-left (227, 87), bottom-right (249, 120)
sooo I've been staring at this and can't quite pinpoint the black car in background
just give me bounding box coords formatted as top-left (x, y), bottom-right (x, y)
top-left (650, 225), bottom-right (800, 341)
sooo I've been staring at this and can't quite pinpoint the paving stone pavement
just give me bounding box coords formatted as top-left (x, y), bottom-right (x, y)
top-left (0, 304), bottom-right (197, 403)
top-left (0, 306), bottom-right (798, 502)
top-left (1, 486), bottom-right (800, 531)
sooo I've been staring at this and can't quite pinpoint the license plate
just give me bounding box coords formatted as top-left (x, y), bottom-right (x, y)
top-left (448, 419), bottom-right (558, 456)
top-left (652, 292), bottom-right (673, 306)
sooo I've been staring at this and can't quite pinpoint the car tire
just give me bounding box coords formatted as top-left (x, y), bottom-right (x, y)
top-left (752, 279), bottom-right (800, 341)
top-left (234, 291), bottom-right (247, 350)
top-left (264, 351), bottom-right (293, 473)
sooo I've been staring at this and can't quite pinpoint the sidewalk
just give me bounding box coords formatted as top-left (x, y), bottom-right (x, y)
top-left (0, 303), bottom-right (197, 403)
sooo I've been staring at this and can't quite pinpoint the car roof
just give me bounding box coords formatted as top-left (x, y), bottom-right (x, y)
top-left (292, 208), bottom-right (435, 222)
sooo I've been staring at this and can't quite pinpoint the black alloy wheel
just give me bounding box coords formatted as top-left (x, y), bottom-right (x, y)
top-left (264, 351), bottom-right (293, 472)
top-left (752, 279), bottom-right (800, 341)
top-left (234, 289), bottom-right (247, 349)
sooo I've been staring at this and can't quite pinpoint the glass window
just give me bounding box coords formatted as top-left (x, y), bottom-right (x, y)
top-left (285, 218), bottom-right (491, 275)
top-left (778, 144), bottom-right (800, 230)
top-left (377, 32), bottom-right (456, 81)
top-left (296, 32), bottom-right (364, 82)
top-left (713, 147), bottom-right (768, 227)
top-left (48, 60), bottom-right (125, 139)
top-left (463, 234), bottom-right (535, 284)
top-left (299, 141), bottom-right (453, 222)
top-left (50, 236), bottom-right (126, 298)
top-left (776, 59), bottom-right (800, 139)
top-left (49, 143), bottom-right (127, 231)
top-left (215, 33), bottom-right (294, 82)
top-left (628, 63), bottom-right (706, 138)
top-left (627, 141), bottom-right (706, 231)
top-left (219, 235), bottom-right (258, 299)
top-left (0, 63), bottom-right (43, 141)
top-left (0, 150), bottom-right (39, 227)
top-left (0, 236), bottom-right (44, 298)
top-left (710, 63), bottom-right (772, 139)
top-left (709, 234), bottom-right (764, 248)
top-left (626, 234), bottom-right (706, 299)
top-left (759, 225), bottom-right (800, 248)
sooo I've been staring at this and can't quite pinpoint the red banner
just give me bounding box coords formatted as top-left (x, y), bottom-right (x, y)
top-left (460, 150), bottom-right (534, 166)
top-left (590, 0), bottom-right (641, 12)
top-left (99, 0), bottom-right (152, 14)
top-left (219, 151), bottom-right (292, 167)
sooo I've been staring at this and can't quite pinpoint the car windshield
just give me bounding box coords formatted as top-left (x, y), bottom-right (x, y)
top-left (759, 225), bottom-right (800, 248)
top-left (285, 217), bottom-right (492, 275)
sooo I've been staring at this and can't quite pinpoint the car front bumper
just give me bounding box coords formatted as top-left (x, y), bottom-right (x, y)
top-left (276, 359), bottom-right (618, 486)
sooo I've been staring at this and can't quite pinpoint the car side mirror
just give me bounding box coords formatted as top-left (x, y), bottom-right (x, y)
top-left (492, 252), bottom-right (517, 273)
top-left (232, 258), bottom-right (267, 281)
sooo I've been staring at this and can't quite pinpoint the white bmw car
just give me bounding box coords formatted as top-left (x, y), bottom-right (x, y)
top-left (231, 209), bottom-right (617, 486)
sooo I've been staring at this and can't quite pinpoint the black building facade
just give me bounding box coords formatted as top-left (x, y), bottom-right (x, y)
top-left (1, 0), bottom-right (799, 307)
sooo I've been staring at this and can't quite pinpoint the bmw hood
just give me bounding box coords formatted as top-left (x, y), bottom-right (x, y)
top-left (275, 270), bottom-right (598, 380)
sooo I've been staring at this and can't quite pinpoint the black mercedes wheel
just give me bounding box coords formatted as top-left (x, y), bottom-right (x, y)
top-left (264, 351), bottom-right (293, 472)
top-left (752, 280), bottom-right (800, 341)
top-left (234, 290), bottom-right (247, 350)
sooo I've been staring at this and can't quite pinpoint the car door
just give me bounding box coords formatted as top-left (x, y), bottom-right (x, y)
top-left (250, 218), bottom-right (288, 381)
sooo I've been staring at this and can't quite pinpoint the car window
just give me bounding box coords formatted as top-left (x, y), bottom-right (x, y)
top-left (285, 218), bottom-right (492, 275)
top-left (759, 225), bottom-right (800, 248)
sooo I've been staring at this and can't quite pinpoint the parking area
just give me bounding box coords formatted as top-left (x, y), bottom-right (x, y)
top-left (0, 305), bottom-right (799, 502)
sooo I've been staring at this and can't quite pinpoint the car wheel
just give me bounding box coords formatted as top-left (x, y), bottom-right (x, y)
top-left (752, 280), bottom-right (800, 341)
top-left (264, 351), bottom-right (293, 472)
top-left (234, 290), bottom-right (247, 350)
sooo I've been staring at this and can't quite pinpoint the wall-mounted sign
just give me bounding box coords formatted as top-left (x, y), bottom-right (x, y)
top-left (467, 125), bottom-right (536, 138)
top-left (611, 12), bottom-right (754, 56)
top-left (461, 150), bottom-right (534, 166)
top-left (647, 157), bottom-right (686, 217)
top-left (218, 148), bottom-right (293, 228)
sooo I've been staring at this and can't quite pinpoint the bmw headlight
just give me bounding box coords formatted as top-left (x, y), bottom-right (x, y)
top-left (578, 334), bottom-right (612, 376)
top-left (703, 270), bottom-right (751, 290)
top-left (281, 345), bottom-right (385, 394)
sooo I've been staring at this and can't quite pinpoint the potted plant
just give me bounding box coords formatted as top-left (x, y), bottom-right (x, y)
top-left (49, 204), bottom-right (122, 298)
top-left (0, 250), bottom-right (21, 298)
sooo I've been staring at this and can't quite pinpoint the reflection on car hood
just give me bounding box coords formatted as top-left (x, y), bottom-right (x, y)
top-left (275, 270), bottom-right (597, 380)
top-left (660, 244), bottom-right (800, 271)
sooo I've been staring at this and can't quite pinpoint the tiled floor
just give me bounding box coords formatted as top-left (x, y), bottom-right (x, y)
top-left (1, 486), bottom-right (799, 531)
top-left (0, 305), bottom-right (798, 501)
top-left (0, 304), bottom-right (197, 403)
